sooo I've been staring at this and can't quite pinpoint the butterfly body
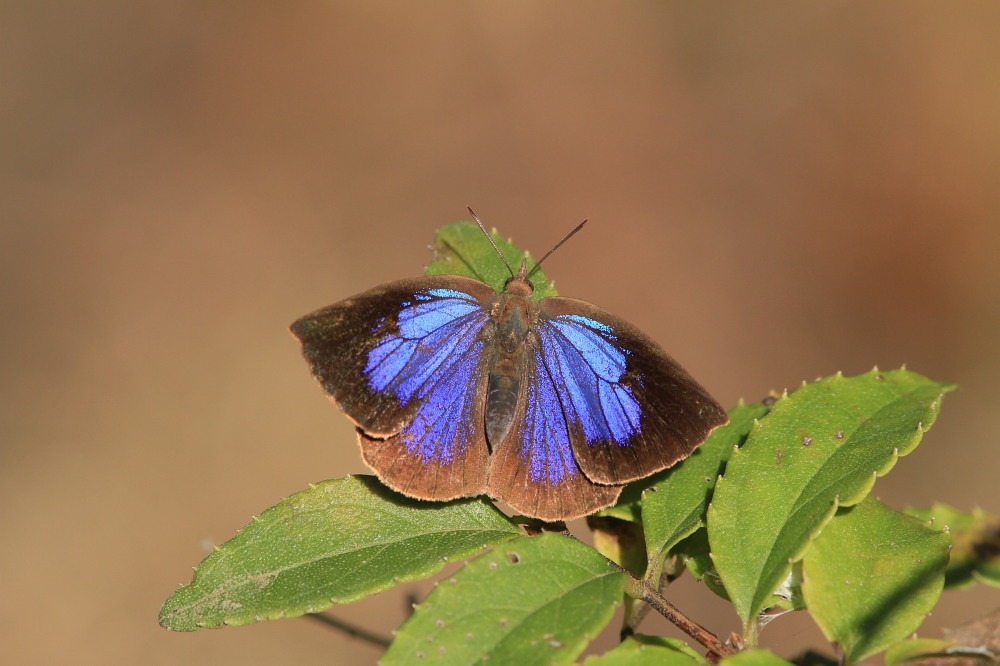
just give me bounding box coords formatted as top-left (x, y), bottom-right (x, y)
top-left (292, 245), bottom-right (727, 522)
top-left (485, 273), bottom-right (537, 448)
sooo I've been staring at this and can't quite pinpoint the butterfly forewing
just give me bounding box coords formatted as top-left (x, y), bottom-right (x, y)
top-left (292, 234), bottom-right (728, 521)
top-left (291, 275), bottom-right (498, 500)
top-left (536, 297), bottom-right (729, 486)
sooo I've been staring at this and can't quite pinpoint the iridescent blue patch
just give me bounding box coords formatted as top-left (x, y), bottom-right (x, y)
top-left (398, 340), bottom-right (485, 463)
top-left (538, 315), bottom-right (641, 445)
top-left (360, 289), bottom-right (642, 476)
top-left (559, 313), bottom-right (614, 334)
top-left (364, 289), bottom-right (485, 404)
top-left (520, 351), bottom-right (576, 484)
top-left (363, 288), bottom-right (489, 462)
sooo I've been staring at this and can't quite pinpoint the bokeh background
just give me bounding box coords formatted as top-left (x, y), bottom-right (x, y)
top-left (3, 2), bottom-right (998, 664)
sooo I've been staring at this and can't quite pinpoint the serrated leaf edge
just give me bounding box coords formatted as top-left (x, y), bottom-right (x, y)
top-left (708, 369), bottom-right (953, 632)
top-left (388, 535), bottom-right (625, 664)
top-left (159, 481), bottom-right (519, 630)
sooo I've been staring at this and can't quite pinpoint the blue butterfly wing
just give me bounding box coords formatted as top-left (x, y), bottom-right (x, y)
top-left (533, 297), bottom-right (728, 486)
top-left (486, 344), bottom-right (621, 521)
top-left (293, 274), bottom-right (727, 519)
top-left (291, 276), bottom-right (496, 500)
top-left (485, 296), bottom-right (726, 522)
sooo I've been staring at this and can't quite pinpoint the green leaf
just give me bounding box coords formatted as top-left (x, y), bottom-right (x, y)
top-left (718, 648), bottom-right (796, 666)
top-left (906, 503), bottom-right (1000, 589)
top-left (707, 369), bottom-right (954, 638)
top-left (802, 497), bottom-right (950, 663)
top-left (587, 514), bottom-right (647, 632)
top-left (643, 401), bottom-right (772, 573)
top-left (159, 476), bottom-right (520, 631)
top-left (674, 528), bottom-right (729, 601)
top-left (883, 638), bottom-right (959, 666)
top-left (584, 635), bottom-right (709, 666)
top-left (382, 533), bottom-right (624, 665)
top-left (426, 221), bottom-right (556, 298)
top-left (594, 483), bottom-right (644, 524)
top-left (588, 515), bottom-right (647, 577)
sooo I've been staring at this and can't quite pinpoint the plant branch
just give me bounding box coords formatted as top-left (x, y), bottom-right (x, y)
top-left (561, 531), bottom-right (733, 657)
top-left (302, 612), bottom-right (393, 649)
top-left (614, 562), bottom-right (735, 659)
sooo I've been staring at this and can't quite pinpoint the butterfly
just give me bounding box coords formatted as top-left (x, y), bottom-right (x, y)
top-left (291, 212), bottom-right (728, 521)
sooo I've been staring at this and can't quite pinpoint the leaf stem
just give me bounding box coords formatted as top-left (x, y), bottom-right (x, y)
top-left (618, 567), bottom-right (734, 658)
top-left (561, 531), bottom-right (733, 658)
top-left (302, 612), bottom-right (393, 649)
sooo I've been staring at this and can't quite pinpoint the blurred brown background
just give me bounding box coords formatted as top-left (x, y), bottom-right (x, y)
top-left (3, 2), bottom-right (998, 664)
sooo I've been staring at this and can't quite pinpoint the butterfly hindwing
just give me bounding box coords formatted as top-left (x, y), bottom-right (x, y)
top-left (292, 248), bottom-right (728, 519)
top-left (536, 297), bottom-right (729, 486)
top-left (291, 275), bottom-right (498, 500)
top-left (486, 345), bottom-right (622, 521)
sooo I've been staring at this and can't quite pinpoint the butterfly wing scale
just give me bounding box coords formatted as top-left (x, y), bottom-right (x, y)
top-left (485, 345), bottom-right (621, 521)
top-left (292, 269), bottom-right (727, 518)
top-left (291, 275), bottom-right (498, 500)
top-left (536, 297), bottom-right (729, 486)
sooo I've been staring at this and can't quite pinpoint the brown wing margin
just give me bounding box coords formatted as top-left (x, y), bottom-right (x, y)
top-left (538, 297), bottom-right (729, 486)
top-left (290, 275), bottom-right (497, 435)
top-left (290, 275), bottom-right (498, 500)
top-left (485, 344), bottom-right (622, 522)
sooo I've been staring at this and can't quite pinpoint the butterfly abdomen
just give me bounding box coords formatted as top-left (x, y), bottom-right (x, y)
top-left (485, 352), bottom-right (521, 449)
top-left (484, 282), bottom-right (539, 450)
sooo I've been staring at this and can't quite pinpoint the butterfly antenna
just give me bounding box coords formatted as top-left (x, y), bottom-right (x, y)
top-left (468, 206), bottom-right (515, 278)
top-left (526, 219), bottom-right (588, 279)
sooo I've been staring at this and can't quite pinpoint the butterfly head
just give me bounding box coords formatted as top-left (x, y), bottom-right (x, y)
top-left (502, 259), bottom-right (535, 297)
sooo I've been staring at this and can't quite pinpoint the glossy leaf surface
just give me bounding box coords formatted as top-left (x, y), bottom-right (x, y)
top-left (426, 221), bottom-right (556, 298)
top-left (906, 503), bottom-right (1000, 589)
top-left (802, 497), bottom-right (950, 662)
top-left (642, 401), bottom-right (770, 571)
top-left (159, 476), bottom-right (520, 631)
top-left (708, 369), bottom-right (954, 635)
top-left (383, 533), bottom-right (623, 665)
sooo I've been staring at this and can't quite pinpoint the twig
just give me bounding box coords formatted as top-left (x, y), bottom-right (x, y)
top-left (302, 612), bottom-right (393, 649)
top-left (606, 559), bottom-right (734, 659)
top-left (622, 564), bottom-right (676, 639)
top-left (561, 531), bottom-right (732, 657)
top-left (628, 578), bottom-right (733, 658)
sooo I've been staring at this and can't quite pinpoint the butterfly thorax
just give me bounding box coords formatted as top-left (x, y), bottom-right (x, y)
top-left (484, 276), bottom-right (539, 449)
top-left (493, 276), bottom-right (535, 352)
